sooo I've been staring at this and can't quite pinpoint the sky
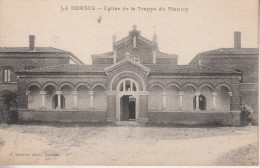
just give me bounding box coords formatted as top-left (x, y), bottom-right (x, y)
top-left (0, 0), bottom-right (258, 65)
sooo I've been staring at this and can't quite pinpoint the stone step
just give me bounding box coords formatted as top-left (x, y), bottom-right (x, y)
top-left (116, 121), bottom-right (139, 126)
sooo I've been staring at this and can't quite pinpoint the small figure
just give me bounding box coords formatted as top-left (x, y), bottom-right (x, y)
top-left (133, 35), bottom-right (137, 48)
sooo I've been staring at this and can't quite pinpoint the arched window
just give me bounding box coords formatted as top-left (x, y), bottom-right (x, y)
top-left (131, 57), bottom-right (140, 63)
top-left (52, 95), bottom-right (65, 109)
top-left (118, 79), bottom-right (138, 92)
top-left (234, 69), bottom-right (243, 82)
top-left (3, 67), bottom-right (12, 83)
top-left (25, 66), bottom-right (37, 70)
top-left (193, 94), bottom-right (206, 110)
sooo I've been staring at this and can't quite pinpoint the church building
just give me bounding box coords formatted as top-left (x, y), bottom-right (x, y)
top-left (1, 26), bottom-right (258, 125)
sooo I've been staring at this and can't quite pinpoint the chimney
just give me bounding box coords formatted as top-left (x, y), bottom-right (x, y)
top-left (112, 35), bottom-right (117, 63)
top-left (234, 31), bottom-right (241, 49)
top-left (29, 35), bottom-right (35, 51)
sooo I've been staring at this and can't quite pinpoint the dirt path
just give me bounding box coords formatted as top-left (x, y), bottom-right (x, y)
top-left (216, 142), bottom-right (258, 166)
top-left (0, 125), bottom-right (258, 166)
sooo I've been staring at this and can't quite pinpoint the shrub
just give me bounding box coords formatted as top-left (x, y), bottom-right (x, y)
top-left (0, 91), bottom-right (18, 124)
top-left (240, 104), bottom-right (253, 126)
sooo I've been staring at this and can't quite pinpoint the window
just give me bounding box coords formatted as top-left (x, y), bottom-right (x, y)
top-left (131, 57), bottom-right (140, 63)
top-left (52, 95), bottom-right (65, 109)
top-left (193, 94), bottom-right (206, 110)
top-left (25, 66), bottom-right (36, 70)
top-left (3, 67), bottom-right (12, 83)
top-left (125, 80), bottom-right (131, 91)
top-left (118, 79), bottom-right (138, 92)
top-left (234, 69), bottom-right (243, 82)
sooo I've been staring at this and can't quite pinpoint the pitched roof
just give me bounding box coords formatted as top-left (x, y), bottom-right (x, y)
top-left (91, 52), bottom-right (113, 58)
top-left (198, 48), bottom-right (258, 55)
top-left (17, 62), bottom-right (239, 76)
top-left (189, 48), bottom-right (259, 65)
top-left (0, 47), bottom-right (85, 65)
top-left (146, 64), bottom-right (239, 75)
top-left (0, 47), bottom-right (69, 53)
top-left (16, 64), bottom-right (109, 74)
top-left (104, 57), bottom-right (150, 73)
top-left (157, 51), bottom-right (178, 58)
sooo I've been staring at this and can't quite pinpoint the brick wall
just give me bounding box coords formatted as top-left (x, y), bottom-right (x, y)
top-left (201, 55), bottom-right (258, 83)
top-left (92, 57), bottom-right (113, 65)
top-left (139, 94), bottom-right (148, 119)
top-left (0, 56), bottom-right (69, 83)
top-left (156, 58), bottom-right (177, 64)
top-left (18, 110), bottom-right (106, 122)
top-left (230, 83), bottom-right (240, 111)
top-left (0, 83), bottom-right (18, 93)
top-left (148, 111), bottom-right (241, 126)
top-left (106, 92), bottom-right (116, 121)
top-left (240, 90), bottom-right (259, 113)
top-left (106, 62), bottom-right (149, 91)
top-left (18, 77), bottom-right (27, 109)
top-left (116, 42), bottom-right (153, 64)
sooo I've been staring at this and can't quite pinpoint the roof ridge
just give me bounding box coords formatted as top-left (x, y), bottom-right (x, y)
top-left (0, 47), bottom-right (69, 53)
top-left (49, 47), bottom-right (69, 52)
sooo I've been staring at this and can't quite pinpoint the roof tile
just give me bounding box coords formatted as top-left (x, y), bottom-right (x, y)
top-left (18, 63), bottom-right (237, 75)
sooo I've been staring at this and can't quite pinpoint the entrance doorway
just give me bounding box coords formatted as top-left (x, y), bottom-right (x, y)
top-left (120, 95), bottom-right (136, 121)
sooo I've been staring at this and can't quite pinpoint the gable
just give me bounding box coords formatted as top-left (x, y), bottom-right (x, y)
top-left (116, 39), bottom-right (154, 63)
top-left (92, 26), bottom-right (178, 66)
top-left (104, 57), bottom-right (150, 75)
top-left (114, 27), bottom-right (155, 64)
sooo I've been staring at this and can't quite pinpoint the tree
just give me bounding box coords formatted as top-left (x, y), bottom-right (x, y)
top-left (0, 91), bottom-right (18, 123)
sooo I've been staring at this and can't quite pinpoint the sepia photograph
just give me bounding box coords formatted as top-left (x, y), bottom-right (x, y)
top-left (0, 0), bottom-right (259, 166)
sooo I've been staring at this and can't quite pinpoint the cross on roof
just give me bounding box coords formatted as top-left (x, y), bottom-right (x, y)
top-left (133, 24), bottom-right (137, 30)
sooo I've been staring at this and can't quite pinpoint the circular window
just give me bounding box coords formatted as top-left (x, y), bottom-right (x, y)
top-left (130, 57), bottom-right (140, 63)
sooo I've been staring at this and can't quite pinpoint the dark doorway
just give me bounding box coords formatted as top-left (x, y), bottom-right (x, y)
top-left (120, 95), bottom-right (136, 121)
top-left (52, 95), bottom-right (65, 109)
top-left (193, 94), bottom-right (206, 110)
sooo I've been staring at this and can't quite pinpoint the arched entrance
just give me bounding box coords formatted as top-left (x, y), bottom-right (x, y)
top-left (193, 94), bottom-right (206, 110)
top-left (120, 95), bottom-right (136, 121)
top-left (116, 78), bottom-right (139, 121)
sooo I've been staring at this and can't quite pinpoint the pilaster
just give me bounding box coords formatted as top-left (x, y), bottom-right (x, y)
top-left (105, 91), bottom-right (117, 122)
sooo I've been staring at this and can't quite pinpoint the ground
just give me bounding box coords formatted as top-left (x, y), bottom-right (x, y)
top-left (0, 123), bottom-right (258, 166)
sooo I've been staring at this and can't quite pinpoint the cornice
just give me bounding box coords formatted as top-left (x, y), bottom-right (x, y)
top-left (149, 75), bottom-right (240, 80)
top-left (18, 75), bottom-right (107, 79)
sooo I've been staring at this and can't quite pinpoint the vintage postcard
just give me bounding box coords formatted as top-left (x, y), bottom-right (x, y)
top-left (0, 0), bottom-right (258, 166)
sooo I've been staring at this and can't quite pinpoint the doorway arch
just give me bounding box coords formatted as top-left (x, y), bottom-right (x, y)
top-left (116, 78), bottom-right (140, 121)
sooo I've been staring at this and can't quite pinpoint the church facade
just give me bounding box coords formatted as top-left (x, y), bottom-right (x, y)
top-left (6, 26), bottom-right (258, 125)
